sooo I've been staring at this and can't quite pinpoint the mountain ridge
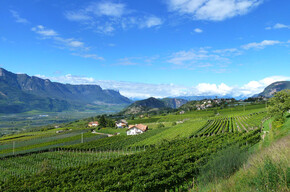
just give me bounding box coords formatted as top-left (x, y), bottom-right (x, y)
top-left (254, 81), bottom-right (290, 98)
top-left (0, 68), bottom-right (132, 113)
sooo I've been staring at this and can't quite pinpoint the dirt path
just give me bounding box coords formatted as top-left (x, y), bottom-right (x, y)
top-left (240, 116), bottom-right (251, 130)
top-left (235, 121), bottom-right (241, 132)
top-left (92, 131), bottom-right (114, 137)
top-left (269, 120), bottom-right (272, 130)
top-left (261, 118), bottom-right (271, 140)
top-left (235, 117), bottom-right (248, 132)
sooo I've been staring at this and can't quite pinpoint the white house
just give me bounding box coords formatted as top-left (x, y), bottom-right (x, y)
top-left (127, 124), bottom-right (148, 135)
top-left (116, 119), bottom-right (128, 128)
top-left (88, 121), bottom-right (99, 127)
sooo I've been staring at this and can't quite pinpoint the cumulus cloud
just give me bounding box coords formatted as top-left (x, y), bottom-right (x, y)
top-left (34, 73), bottom-right (290, 99)
top-left (167, 0), bottom-right (263, 21)
top-left (194, 28), bottom-right (203, 33)
top-left (140, 16), bottom-right (163, 28)
top-left (239, 76), bottom-right (290, 96)
top-left (89, 2), bottom-right (126, 17)
top-left (31, 25), bottom-right (58, 37)
top-left (195, 83), bottom-right (233, 95)
top-left (242, 40), bottom-right (281, 49)
top-left (266, 23), bottom-right (290, 30)
top-left (10, 10), bottom-right (29, 24)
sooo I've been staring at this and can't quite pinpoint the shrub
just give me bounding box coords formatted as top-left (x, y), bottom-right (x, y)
top-left (198, 145), bottom-right (249, 184)
top-left (251, 157), bottom-right (289, 191)
top-left (157, 123), bottom-right (165, 128)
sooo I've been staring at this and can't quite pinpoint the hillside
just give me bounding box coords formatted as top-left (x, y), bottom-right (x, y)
top-left (256, 81), bottom-right (290, 97)
top-left (122, 97), bottom-right (187, 115)
top-left (0, 68), bottom-right (132, 113)
top-left (122, 97), bottom-right (168, 115)
top-left (161, 98), bottom-right (188, 108)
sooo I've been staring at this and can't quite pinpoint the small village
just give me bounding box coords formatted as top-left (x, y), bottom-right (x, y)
top-left (88, 119), bottom-right (148, 136)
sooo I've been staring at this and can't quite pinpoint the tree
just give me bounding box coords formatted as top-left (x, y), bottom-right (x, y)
top-left (267, 89), bottom-right (290, 120)
top-left (106, 119), bottom-right (116, 128)
top-left (98, 115), bottom-right (107, 128)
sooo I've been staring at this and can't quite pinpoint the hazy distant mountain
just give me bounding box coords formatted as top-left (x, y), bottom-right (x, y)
top-left (0, 68), bottom-right (131, 113)
top-left (254, 81), bottom-right (290, 98)
top-left (175, 95), bottom-right (237, 101)
top-left (122, 97), bottom-right (187, 115)
top-left (161, 98), bottom-right (188, 109)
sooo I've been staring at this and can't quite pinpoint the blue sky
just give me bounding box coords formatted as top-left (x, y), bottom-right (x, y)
top-left (0, 0), bottom-right (289, 98)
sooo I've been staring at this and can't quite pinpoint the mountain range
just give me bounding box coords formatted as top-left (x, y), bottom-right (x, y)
top-left (0, 68), bottom-right (131, 113)
top-left (1, 68), bottom-right (289, 114)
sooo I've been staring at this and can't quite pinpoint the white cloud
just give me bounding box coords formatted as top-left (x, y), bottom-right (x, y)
top-left (242, 40), bottom-right (281, 49)
top-left (64, 11), bottom-right (91, 21)
top-left (114, 56), bottom-right (157, 66)
top-left (68, 40), bottom-right (84, 47)
top-left (31, 25), bottom-right (85, 49)
top-left (31, 25), bottom-right (58, 37)
top-left (239, 76), bottom-right (290, 96)
top-left (36, 73), bottom-right (290, 99)
top-left (195, 83), bottom-right (233, 96)
top-left (71, 53), bottom-right (104, 60)
top-left (97, 23), bottom-right (115, 34)
top-left (167, 48), bottom-right (229, 70)
top-left (65, 2), bottom-right (163, 34)
top-left (167, 0), bottom-right (263, 21)
top-left (10, 10), bottom-right (29, 24)
top-left (31, 25), bottom-right (105, 60)
top-left (213, 48), bottom-right (242, 56)
top-left (88, 2), bottom-right (127, 17)
top-left (194, 28), bottom-right (203, 33)
top-left (140, 16), bottom-right (163, 28)
top-left (266, 23), bottom-right (290, 30)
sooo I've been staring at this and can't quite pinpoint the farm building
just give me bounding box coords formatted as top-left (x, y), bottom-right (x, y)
top-left (116, 119), bottom-right (128, 128)
top-left (127, 124), bottom-right (148, 135)
top-left (88, 121), bottom-right (99, 127)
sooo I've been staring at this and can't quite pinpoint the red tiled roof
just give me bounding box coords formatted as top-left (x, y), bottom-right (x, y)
top-left (128, 124), bottom-right (148, 132)
top-left (89, 121), bottom-right (99, 125)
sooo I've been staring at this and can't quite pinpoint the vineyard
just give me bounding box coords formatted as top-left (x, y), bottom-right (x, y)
top-left (0, 148), bottom-right (144, 182)
top-left (0, 103), bottom-right (272, 191)
top-left (0, 131), bottom-right (107, 157)
top-left (0, 129), bottom-right (262, 191)
top-left (194, 112), bottom-right (266, 136)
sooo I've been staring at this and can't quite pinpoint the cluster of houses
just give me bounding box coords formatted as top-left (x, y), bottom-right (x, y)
top-left (88, 119), bottom-right (148, 136)
top-left (196, 100), bottom-right (214, 110)
top-left (195, 99), bottom-right (235, 110)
